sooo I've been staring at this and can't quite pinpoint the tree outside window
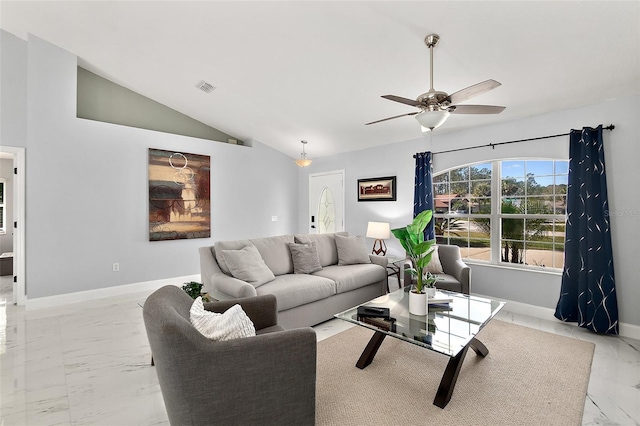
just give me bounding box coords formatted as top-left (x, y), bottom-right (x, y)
top-left (433, 160), bottom-right (568, 270)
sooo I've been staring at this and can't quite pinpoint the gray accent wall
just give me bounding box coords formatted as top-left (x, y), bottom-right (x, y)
top-left (77, 67), bottom-right (244, 145)
top-left (3, 32), bottom-right (297, 299)
top-left (297, 96), bottom-right (640, 327)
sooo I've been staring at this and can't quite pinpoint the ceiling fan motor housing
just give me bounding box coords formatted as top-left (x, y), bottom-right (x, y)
top-left (417, 90), bottom-right (450, 111)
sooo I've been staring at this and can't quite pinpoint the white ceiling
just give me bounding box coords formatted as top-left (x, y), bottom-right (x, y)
top-left (1, 1), bottom-right (639, 160)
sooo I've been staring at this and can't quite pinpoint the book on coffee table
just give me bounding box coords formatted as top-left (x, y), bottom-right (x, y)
top-left (428, 291), bottom-right (453, 304)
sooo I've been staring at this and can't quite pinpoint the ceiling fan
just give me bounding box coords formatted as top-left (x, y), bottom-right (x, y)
top-left (366, 34), bottom-right (505, 131)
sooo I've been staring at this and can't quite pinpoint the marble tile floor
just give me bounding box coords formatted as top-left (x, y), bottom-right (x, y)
top-left (0, 275), bottom-right (638, 425)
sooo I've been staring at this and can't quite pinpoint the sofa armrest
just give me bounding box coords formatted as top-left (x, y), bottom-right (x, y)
top-left (214, 274), bottom-right (258, 298)
top-left (450, 259), bottom-right (471, 295)
top-left (204, 294), bottom-right (278, 330)
top-left (369, 254), bottom-right (388, 268)
top-left (199, 246), bottom-right (257, 298)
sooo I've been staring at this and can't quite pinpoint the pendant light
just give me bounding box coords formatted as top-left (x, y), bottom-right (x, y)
top-left (295, 140), bottom-right (312, 167)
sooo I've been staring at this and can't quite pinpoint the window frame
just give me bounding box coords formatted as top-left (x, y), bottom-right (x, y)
top-left (433, 159), bottom-right (568, 272)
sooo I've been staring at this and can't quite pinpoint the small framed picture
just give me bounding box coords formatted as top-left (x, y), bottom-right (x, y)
top-left (357, 176), bottom-right (397, 202)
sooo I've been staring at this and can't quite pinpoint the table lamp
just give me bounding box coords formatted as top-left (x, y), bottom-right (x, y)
top-left (366, 221), bottom-right (390, 256)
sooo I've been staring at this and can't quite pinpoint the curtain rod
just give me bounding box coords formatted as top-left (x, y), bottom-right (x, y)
top-left (416, 124), bottom-right (615, 157)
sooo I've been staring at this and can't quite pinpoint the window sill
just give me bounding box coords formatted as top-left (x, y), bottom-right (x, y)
top-left (463, 259), bottom-right (563, 276)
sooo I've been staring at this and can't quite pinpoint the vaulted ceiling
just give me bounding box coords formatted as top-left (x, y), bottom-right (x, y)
top-left (1, 1), bottom-right (638, 159)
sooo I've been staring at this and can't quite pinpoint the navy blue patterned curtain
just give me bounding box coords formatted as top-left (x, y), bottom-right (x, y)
top-left (554, 125), bottom-right (618, 334)
top-left (414, 151), bottom-right (435, 240)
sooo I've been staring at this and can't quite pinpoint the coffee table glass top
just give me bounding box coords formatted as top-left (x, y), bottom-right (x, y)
top-left (335, 288), bottom-right (505, 357)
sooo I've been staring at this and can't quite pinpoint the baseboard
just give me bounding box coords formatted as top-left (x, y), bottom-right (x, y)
top-left (480, 294), bottom-right (640, 341)
top-left (25, 274), bottom-right (200, 310)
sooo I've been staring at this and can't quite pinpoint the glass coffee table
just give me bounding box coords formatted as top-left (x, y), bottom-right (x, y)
top-left (335, 288), bottom-right (505, 408)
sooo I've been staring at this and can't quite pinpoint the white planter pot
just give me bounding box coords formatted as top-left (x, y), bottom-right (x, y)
top-left (409, 290), bottom-right (428, 316)
top-left (426, 287), bottom-right (436, 298)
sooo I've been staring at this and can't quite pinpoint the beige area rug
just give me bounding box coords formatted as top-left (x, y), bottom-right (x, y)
top-left (316, 320), bottom-right (594, 426)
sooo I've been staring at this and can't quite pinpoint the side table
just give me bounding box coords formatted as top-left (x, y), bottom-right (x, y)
top-left (385, 256), bottom-right (405, 292)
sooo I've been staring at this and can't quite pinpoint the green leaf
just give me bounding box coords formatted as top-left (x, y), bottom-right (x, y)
top-left (413, 210), bottom-right (433, 231)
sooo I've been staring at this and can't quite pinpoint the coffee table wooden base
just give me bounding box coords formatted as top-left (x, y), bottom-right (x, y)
top-left (355, 331), bottom-right (488, 408)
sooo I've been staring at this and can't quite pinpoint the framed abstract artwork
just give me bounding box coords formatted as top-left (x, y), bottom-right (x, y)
top-left (148, 148), bottom-right (211, 241)
top-left (357, 176), bottom-right (397, 202)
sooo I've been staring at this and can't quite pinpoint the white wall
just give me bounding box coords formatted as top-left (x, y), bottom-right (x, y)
top-left (298, 96), bottom-right (640, 327)
top-left (0, 31), bottom-right (27, 256)
top-left (5, 33), bottom-right (298, 299)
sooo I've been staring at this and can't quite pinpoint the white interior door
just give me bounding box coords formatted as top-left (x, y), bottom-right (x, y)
top-left (309, 170), bottom-right (344, 234)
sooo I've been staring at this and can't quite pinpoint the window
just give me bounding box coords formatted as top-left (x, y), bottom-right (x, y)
top-left (0, 179), bottom-right (5, 234)
top-left (317, 187), bottom-right (336, 233)
top-left (433, 160), bottom-right (568, 270)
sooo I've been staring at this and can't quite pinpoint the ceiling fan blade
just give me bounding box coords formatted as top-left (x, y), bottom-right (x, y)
top-left (381, 95), bottom-right (422, 107)
top-left (447, 79), bottom-right (501, 105)
top-left (449, 105), bottom-right (506, 114)
top-left (365, 111), bottom-right (419, 125)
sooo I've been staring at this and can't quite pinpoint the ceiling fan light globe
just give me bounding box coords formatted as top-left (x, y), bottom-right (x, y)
top-left (415, 110), bottom-right (450, 131)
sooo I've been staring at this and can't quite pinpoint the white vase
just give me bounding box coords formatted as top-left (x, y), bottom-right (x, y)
top-left (409, 290), bottom-right (428, 316)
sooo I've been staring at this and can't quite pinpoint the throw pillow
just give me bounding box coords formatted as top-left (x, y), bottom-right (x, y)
top-left (294, 235), bottom-right (311, 244)
top-left (219, 245), bottom-right (275, 287)
top-left (190, 297), bottom-right (256, 341)
top-left (426, 245), bottom-right (444, 274)
top-left (335, 234), bottom-right (371, 266)
top-left (289, 242), bottom-right (322, 274)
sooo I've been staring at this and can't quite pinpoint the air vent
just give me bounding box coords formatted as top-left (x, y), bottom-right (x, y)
top-left (195, 80), bottom-right (216, 94)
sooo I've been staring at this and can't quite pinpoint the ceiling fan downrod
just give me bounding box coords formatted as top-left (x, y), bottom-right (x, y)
top-left (425, 34), bottom-right (439, 92)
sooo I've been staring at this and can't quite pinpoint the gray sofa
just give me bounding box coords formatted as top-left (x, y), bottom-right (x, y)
top-left (199, 232), bottom-right (388, 329)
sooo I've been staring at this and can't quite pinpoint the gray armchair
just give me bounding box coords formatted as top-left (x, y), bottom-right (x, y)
top-left (143, 285), bottom-right (317, 425)
top-left (403, 245), bottom-right (471, 294)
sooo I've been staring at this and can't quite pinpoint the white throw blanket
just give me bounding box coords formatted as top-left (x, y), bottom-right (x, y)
top-left (190, 297), bottom-right (256, 341)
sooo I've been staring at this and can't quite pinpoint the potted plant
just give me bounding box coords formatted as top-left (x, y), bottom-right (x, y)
top-left (391, 209), bottom-right (436, 315)
top-left (423, 271), bottom-right (438, 298)
top-left (182, 281), bottom-right (210, 302)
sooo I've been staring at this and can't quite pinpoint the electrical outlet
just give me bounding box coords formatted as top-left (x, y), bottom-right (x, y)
top-left (112, 263), bottom-right (120, 272)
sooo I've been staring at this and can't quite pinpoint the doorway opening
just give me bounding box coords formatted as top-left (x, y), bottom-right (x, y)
top-left (0, 147), bottom-right (26, 305)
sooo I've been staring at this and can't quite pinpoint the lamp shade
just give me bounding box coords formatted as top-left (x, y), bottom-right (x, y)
top-left (415, 110), bottom-right (450, 131)
top-left (366, 221), bottom-right (390, 239)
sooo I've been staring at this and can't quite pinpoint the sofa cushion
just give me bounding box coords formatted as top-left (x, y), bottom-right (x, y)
top-left (426, 245), bottom-right (444, 274)
top-left (219, 245), bottom-right (275, 287)
top-left (313, 264), bottom-right (385, 294)
top-left (214, 240), bottom-right (252, 275)
top-left (289, 242), bottom-right (322, 274)
top-left (433, 273), bottom-right (463, 292)
top-left (189, 297), bottom-right (256, 341)
top-left (250, 235), bottom-right (295, 276)
top-left (295, 232), bottom-right (347, 267)
top-left (335, 234), bottom-right (371, 265)
top-left (256, 274), bottom-right (336, 311)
